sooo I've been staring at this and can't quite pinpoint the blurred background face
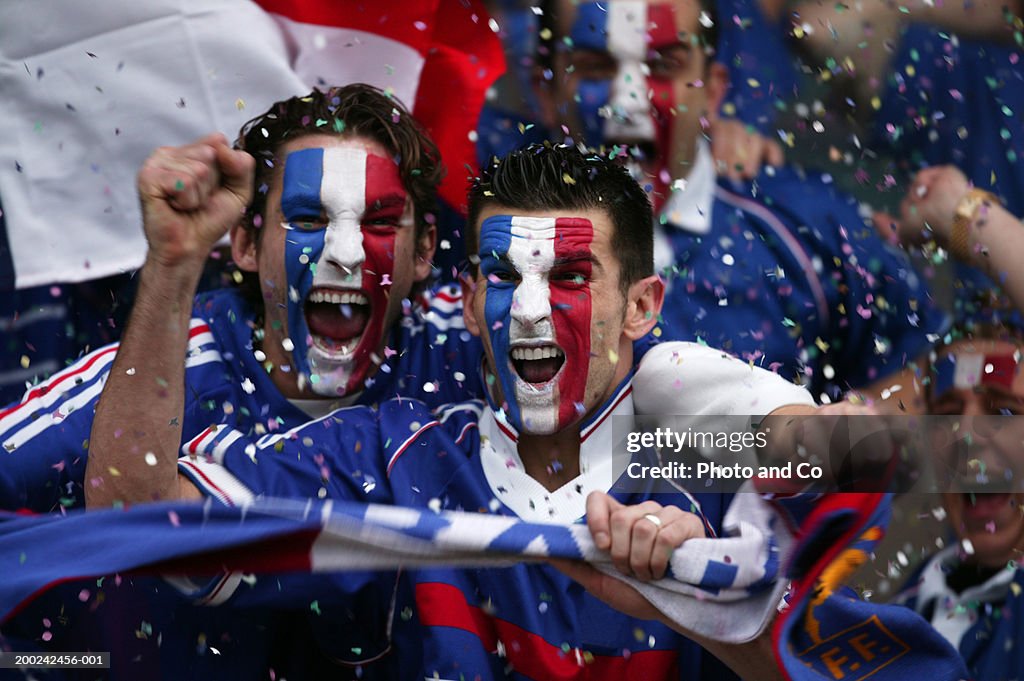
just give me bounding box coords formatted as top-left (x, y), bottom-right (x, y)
top-left (929, 339), bottom-right (1024, 567)
top-left (545, 0), bottom-right (721, 208)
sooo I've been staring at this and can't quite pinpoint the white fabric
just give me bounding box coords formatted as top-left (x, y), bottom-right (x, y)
top-left (632, 340), bottom-right (816, 418)
top-left (478, 381), bottom-right (630, 523)
top-left (659, 139), bottom-right (717, 235)
top-left (0, 0), bottom-right (422, 288)
top-left (653, 139), bottom-right (716, 274)
top-left (910, 545), bottom-right (1016, 649)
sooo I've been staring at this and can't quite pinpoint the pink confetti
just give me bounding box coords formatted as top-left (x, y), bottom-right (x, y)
top-left (168, 511), bottom-right (180, 527)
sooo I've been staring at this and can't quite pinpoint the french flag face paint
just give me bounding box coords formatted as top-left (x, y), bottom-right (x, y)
top-left (933, 352), bottom-right (1021, 400)
top-left (570, 2), bottom-right (678, 201)
top-left (280, 146), bottom-right (406, 396)
top-left (478, 215), bottom-right (594, 434)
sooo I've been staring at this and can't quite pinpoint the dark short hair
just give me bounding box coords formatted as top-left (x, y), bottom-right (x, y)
top-left (536, 0), bottom-right (720, 73)
top-left (230, 84), bottom-right (443, 308)
top-left (466, 143), bottom-right (654, 295)
top-left (235, 83), bottom-right (443, 241)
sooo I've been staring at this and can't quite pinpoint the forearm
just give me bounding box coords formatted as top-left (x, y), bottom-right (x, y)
top-left (696, 628), bottom-right (784, 681)
top-left (852, 364), bottom-right (926, 415)
top-left (85, 257), bottom-right (205, 507)
top-left (901, 0), bottom-right (1022, 40)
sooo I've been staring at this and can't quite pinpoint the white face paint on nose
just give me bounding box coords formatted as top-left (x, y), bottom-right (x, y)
top-left (508, 218), bottom-right (556, 335)
top-left (318, 146), bottom-right (367, 282)
top-left (605, 0), bottom-right (655, 142)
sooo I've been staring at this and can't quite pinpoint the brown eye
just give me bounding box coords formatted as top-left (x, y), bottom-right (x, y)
top-left (647, 45), bottom-right (689, 79)
top-left (570, 50), bottom-right (617, 80)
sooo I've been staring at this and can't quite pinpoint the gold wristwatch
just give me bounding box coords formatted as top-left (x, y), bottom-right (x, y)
top-left (950, 188), bottom-right (999, 261)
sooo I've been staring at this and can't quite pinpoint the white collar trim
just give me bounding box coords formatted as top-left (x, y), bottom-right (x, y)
top-left (914, 544), bottom-right (1017, 647)
top-left (478, 381), bottom-right (634, 524)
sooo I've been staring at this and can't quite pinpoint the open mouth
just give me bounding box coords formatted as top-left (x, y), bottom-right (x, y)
top-left (304, 288), bottom-right (371, 357)
top-left (510, 344), bottom-right (566, 386)
top-left (961, 492), bottom-right (1013, 519)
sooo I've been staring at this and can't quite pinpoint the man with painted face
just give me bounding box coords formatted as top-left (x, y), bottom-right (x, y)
top-left (535, 0), bottom-right (946, 406)
top-left (880, 165), bottom-right (1024, 678)
top-left (167, 142), bottom-right (821, 679)
top-left (0, 84), bottom-right (479, 512)
top-left (892, 327), bottom-right (1024, 678)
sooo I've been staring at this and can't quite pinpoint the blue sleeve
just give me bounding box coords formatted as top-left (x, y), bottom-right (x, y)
top-left (874, 25), bottom-right (1024, 217)
top-left (827, 204), bottom-right (948, 388)
top-left (179, 406), bottom-right (392, 505)
top-left (756, 169), bottom-right (947, 391)
top-left (0, 313), bottom-right (251, 513)
top-left (369, 284), bottom-right (484, 407)
top-left (0, 345), bottom-right (117, 512)
top-left (715, 0), bottom-right (797, 133)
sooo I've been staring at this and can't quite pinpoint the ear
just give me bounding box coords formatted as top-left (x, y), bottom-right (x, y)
top-left (460, 271), bottom-right (483, 337)
top-left (703, 62), bottom-right (730, 125)
top-left (230, 223), bottom-right (259, 272)
top-left (622, 275), bottom-right (665, 340)
top-left (414, 224), bottom-right (437, 282)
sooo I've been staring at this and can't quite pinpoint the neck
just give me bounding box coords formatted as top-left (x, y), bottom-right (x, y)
top-left (517, 428), bottom-right (582, 492)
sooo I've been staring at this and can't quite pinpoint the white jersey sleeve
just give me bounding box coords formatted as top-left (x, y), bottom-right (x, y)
top-left (632, 341), bottom-right (816, 417)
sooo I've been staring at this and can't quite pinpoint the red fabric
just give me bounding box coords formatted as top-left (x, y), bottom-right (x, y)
top-left (769, 493), bottom-right (885, 681)
top-left (254, 0), bottom-right (506, 213)
top-left (416, 581), bottom-right (678, 680)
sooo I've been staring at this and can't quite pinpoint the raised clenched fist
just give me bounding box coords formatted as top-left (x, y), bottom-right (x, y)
top-left (137, 133), bottom-right (254, 268)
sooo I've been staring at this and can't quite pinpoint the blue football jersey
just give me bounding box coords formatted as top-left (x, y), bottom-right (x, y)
top-left (658, 165), bottom-right (946, 401)
top-left (0, 285), bottom-right (481, 513)
top-left (177, 379), bottom-right (734, 681)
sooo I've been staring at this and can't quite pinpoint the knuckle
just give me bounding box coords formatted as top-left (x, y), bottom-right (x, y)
top-left (610, 509), bottom-right (632, 533)
top-left (633, 521), bottom-right (655, 541)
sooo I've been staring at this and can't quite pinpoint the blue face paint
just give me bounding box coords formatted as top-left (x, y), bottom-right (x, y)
top-left (479, 215), bottom-right (522, 429)
top-left (571, 3), bottom-right (612, 146)
top-left (478, 215), bottom-right (596, 434)
top-left (281, 148), bottom-right (328, 386)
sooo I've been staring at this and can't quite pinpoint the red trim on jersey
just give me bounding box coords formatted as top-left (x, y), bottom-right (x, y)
top-left (178, 460), bottom-right (234, 507)
top-left (432, 289), bottom-right (462, 303)
top-left (0, 346), bottom-right (118, 420)
top-left (187, 425), bottom-right (218, 455)
top-left (415, 581), bottom-right (678, 679)
top-left (0, 323), bottom-right (211, 421)
top-left (580, 385), bottom-right (632, 444)
top-left (386, 420), bottom-right (442, 476)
